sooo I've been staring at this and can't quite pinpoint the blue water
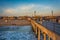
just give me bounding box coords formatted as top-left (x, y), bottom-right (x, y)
top-left (42, 21), bottom-right (60, 35)
top-left (37, 20), bottom-right (60, 35)
top-left (0, 20), bottom-right (60, 40)
top-left (0, 26), bottom-right (37, 40)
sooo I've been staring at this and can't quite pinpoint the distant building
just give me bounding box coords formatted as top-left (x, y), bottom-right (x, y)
top-left (9, 16), bottom-right (15, 20)
top-left (3, 16), bottom-right (8, 20)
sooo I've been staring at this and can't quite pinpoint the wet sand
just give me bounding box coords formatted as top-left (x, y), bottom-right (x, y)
top-left (0, 19), bottom-right (30, 26)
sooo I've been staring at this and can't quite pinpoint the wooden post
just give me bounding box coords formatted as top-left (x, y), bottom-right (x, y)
top-left (43, 33), bottom-right (46, 40)
top-left (35, 26), bottom-right (37, 35)
top-left (38, 28), bottom-right (40, 40)
top-left (31, 22), bottom-right (36, 33)
top-left (48, 36), bottom-right (50, 40)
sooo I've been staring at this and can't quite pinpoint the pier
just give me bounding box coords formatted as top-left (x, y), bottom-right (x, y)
top-left (28, 18), bottom-right (60, 40)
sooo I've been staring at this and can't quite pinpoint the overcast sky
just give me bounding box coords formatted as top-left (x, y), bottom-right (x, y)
top-left (0, 0), bottom-right (60, 16)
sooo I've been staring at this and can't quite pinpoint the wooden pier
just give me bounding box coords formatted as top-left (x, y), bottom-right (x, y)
top-left (28, 18), bottom-right (60, 40)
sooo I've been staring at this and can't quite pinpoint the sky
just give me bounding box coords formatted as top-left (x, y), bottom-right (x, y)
top-left (0, 0), bottom-right (60, 16)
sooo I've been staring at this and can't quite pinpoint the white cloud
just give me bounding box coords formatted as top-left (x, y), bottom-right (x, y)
top-left (36, 5), bottom-right (51, 10)
top-left (4, 4), bottom-right (51, 13)
top-left (17, 4), bottom-right (35, 11)
top-left (3, 4), bottom-right (52, 16)
top-left (4, 8), bottom-right (15, 14)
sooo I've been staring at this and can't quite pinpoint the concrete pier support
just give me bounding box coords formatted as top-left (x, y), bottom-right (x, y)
top-left (38, 28), bottom-right (40, 40)
top-left (35, 26), bottom-right (37, 35)
top-left (48, 37), bottom-right (50, 40)
top-left (43, 33), bottom-right (46, 40)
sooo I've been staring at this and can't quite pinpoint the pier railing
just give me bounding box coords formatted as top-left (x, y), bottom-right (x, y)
top-left (28, 18), bottom-right (60, 40)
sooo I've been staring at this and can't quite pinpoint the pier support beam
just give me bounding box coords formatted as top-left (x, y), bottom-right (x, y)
top-left (35, 26), bottom-right (37, 35)
top-left (48, 36), bottom-right (50, 40)
top-left (38, 28), bottom-right (40, 40)
top-left (43, 33), bottom-right (46, 40)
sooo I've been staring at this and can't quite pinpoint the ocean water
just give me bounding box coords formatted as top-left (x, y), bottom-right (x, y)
top-left (0, 26), bottom-right (37, 40)
top-left (0, 20), bottom-right (60, 40)
top-left (39, 20), bottom-right (60, 35)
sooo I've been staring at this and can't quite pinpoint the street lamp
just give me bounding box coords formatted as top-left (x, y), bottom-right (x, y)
top-left (34, 11), bottom-right (36, 16)
top-left (51, 10), bottom-right (53, 16)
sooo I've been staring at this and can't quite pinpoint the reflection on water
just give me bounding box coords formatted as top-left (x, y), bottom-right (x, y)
top-left (0, 26), bottom-right (37, 40)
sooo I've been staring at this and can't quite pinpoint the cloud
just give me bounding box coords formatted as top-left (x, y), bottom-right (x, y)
top-left (36, 5), bottom-right (51, 10)
top-left (4, 4), bottom-right (51, 12)
top-left (4, 8), bottom-right (15, 14)
top-left (17, 4), bottom-right (35, 11)
top-left (3, 4), bottom-right (52, 16)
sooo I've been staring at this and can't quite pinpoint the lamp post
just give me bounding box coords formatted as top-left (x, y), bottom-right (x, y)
top-left (51, 10), bottom-right (53, 16)
top-left (34, 11), bottom-right (36, 16)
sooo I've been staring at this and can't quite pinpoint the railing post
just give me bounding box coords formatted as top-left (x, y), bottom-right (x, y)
top-left (38, 28), bottom-right (40, 40)
top-left (43, 33), bottom-right (46, 40)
